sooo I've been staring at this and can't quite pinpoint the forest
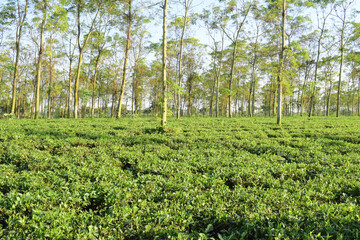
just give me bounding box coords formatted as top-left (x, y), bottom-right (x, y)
top-left (0, 0), bottom-right (359, 124)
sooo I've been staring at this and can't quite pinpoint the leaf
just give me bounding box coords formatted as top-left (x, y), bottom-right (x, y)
top-left (205, 224), bottom-right (213, 233)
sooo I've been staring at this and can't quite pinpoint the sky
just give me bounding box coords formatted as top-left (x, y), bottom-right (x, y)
top-left (147, 0), bottom-right (360, 48)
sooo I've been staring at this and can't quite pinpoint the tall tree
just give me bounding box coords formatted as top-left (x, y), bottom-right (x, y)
top-left (34, 0), bottom-right (47, 119)
top-left (46, 3), bottom-right (68, 118)
top-left (89, 20), bottom-right (110, 118)
top-left (277, 0), bottom-right (286, 125)
top-left (308, 0), bottom-right (333, 117)
top-left (334, 0), bottom-right (353, 117)
top-left (201, 6), bottom-right (225, 117)
top-left (10, 0), bottom-right (28, 116)
top-left (73, 0), bottom-right (103, 119)
top-left (63, 28), bottom-right (76, 118)
top-left (220, 0), bottom-right (253, 118)
top-left (116, 0), bottom-right (133, 118)
top-left (175, 0), bottom-right (193, 119)
top-left (161, 0), bottom-right (168, 126)
top-left (116, 0), bottom-right (154, 118)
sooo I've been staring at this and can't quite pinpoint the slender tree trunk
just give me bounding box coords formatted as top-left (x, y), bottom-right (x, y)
top-left (277, 0), bottom-right (286, 125)
top-left (23, 77), bottom-right (27, 118)
top-left (68, 58), bottom-right (72, 118)
top-left (248, 54), bottom-right (257, 117)
top-left (250, 33), bottom-right (258, 117)
top-left (228, 39), bottom-right (238, 118)
top-left (336, 17), bottom-right (346, 117)
top-left (117, 1), bottom-right (132, 118)
top-left (177, 2), bottom-right (190, 119)
top-left (35, 3), bottom-right (47, 119)
top-left (74, 48), bottom-right (83, 119)
top-left (248, 80), bottom-right (253, 117)
top-left (91, 53), bottom-right (100, 118)
top-left (215, 34), bottom-right (224, 117)
top-left (210, 73), bottom-right (215, 116)
top-left (161, 0), bottom-right (168, 126)
top-left (300, 66), bottom-right (309, 116)
top-left (48, 34), bottom-right (53, 119)
top-left (252, 78), bottom-right (256, 116)
top-left (132, 63), bottom-right (138, 116)
top-left (352, 79), bottom-right (355, 115)
top-left (11, 35), bottom-right (21, 115)
top-left (74, 3), bottom-right (82, 119)
top-left (17, 91), bottom-right (21, 118)
top-left (326, 79), bottom-right (332, 116)
top-left (132, 78), bottom-right (135, 115)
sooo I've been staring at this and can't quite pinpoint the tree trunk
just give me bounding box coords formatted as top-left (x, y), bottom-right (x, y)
top-left (91, 53), bottom-right (101, 118)
top-left (161, 0), bottom-right (168, 126)
top-left (300, 66), bottom-right (309, 116)
top-left (277, 0), bottom-right (286, 125)
top-left (215, 33), bottom-right (224, 117)
top-left (228, 39), bottom-right (238, 118)
top-left (308, 9), bottom-right (330, 117)
top-left (11, 0), bottom-right (28, 115)
top-left (68, 57), bottom-right (72, 118)
top-left (35, 3), bottom-right (47, 119)
top-left (48, 34), bottom-right (53, 119)
top-left (74, 2), bottom-right (101, 119)
top-left (210, 74), bottom-right (215, 116)
top-left (117, 1), bottom-right (132, 118)
top-left (177, 2), bottom-right (190, 119)
top-left (248, 80), bottom-right (253, 117)
top-left (73, 48), bottom-right (83, 119)
top-left (336, 16), bottom-right (346, 117)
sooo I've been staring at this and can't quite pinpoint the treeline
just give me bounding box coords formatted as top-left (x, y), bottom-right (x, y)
top-left (0, 0), bottom-right (359, 121)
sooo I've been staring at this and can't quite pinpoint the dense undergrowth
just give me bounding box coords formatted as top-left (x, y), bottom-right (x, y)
top-left (0, 117), bottom-right (360, 239)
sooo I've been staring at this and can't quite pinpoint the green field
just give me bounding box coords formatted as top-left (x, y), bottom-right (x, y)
top-left (1, 117), bottom-right (360, 239)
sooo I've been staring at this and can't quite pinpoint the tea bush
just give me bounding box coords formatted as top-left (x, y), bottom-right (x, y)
top-left (0, 117), bottom-right (360, 239)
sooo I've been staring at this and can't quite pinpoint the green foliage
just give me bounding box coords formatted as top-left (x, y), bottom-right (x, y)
top-left (1, 117), bottom-right (360, 238)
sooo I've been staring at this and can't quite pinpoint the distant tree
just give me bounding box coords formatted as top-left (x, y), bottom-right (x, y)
top-left (73, 0), bottom-right (103, 119)
top-left (174, 0), bottom-right (194, 119)
top-left (161, 0), bottom-right (168, 126)
top-left (308, 0), bottom-right (333, 117)
top-left (277, 0), bottom-right (286, 125)
top-left (201, 6), bottom-right (226, 117)
top-left (116, 0), bottom-right (156, 118)
top-left (6, 0), bottom-right (29, 116)
top-left (34, 0), bottom-right (47, 119)
top-left (334, 0), bottom-right (354, 117)
top-left (220, 0), bottom-right (254, 118)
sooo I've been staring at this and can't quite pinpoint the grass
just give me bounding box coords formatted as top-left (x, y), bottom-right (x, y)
top-left (0, 116), bottom-right (360, 239)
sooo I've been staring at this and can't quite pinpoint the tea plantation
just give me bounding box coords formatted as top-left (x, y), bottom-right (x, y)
top-left (1, 117), bottom-right (360, 239)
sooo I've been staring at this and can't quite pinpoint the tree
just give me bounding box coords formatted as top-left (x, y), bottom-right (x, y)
top-left (161, 0), bottom-right (168, 126)
top-left (174, 0), bottom-right (193, 119)
top-left (308, 0), bottom-right (333, 117)
top-left (8, 0), bottom-right (29, 116)
top-left (73, 0), bottom-right (103, 119)
top-left (116, 0), bottom-right (155, 118)
top-left (34, 0), bottom-right (47, 119)
top-left (219, 0), bottom-right (253, 118)
top-left (88, 19), bottom-right (111, 118)
top-left (201, 6), bottom-right (225, 117)
top-left (334, 0), bottom-right (354, 117)
top-left (277, 0), bottom-right (286, 125)
top-left (46, 3), bottom-right (68, 118)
